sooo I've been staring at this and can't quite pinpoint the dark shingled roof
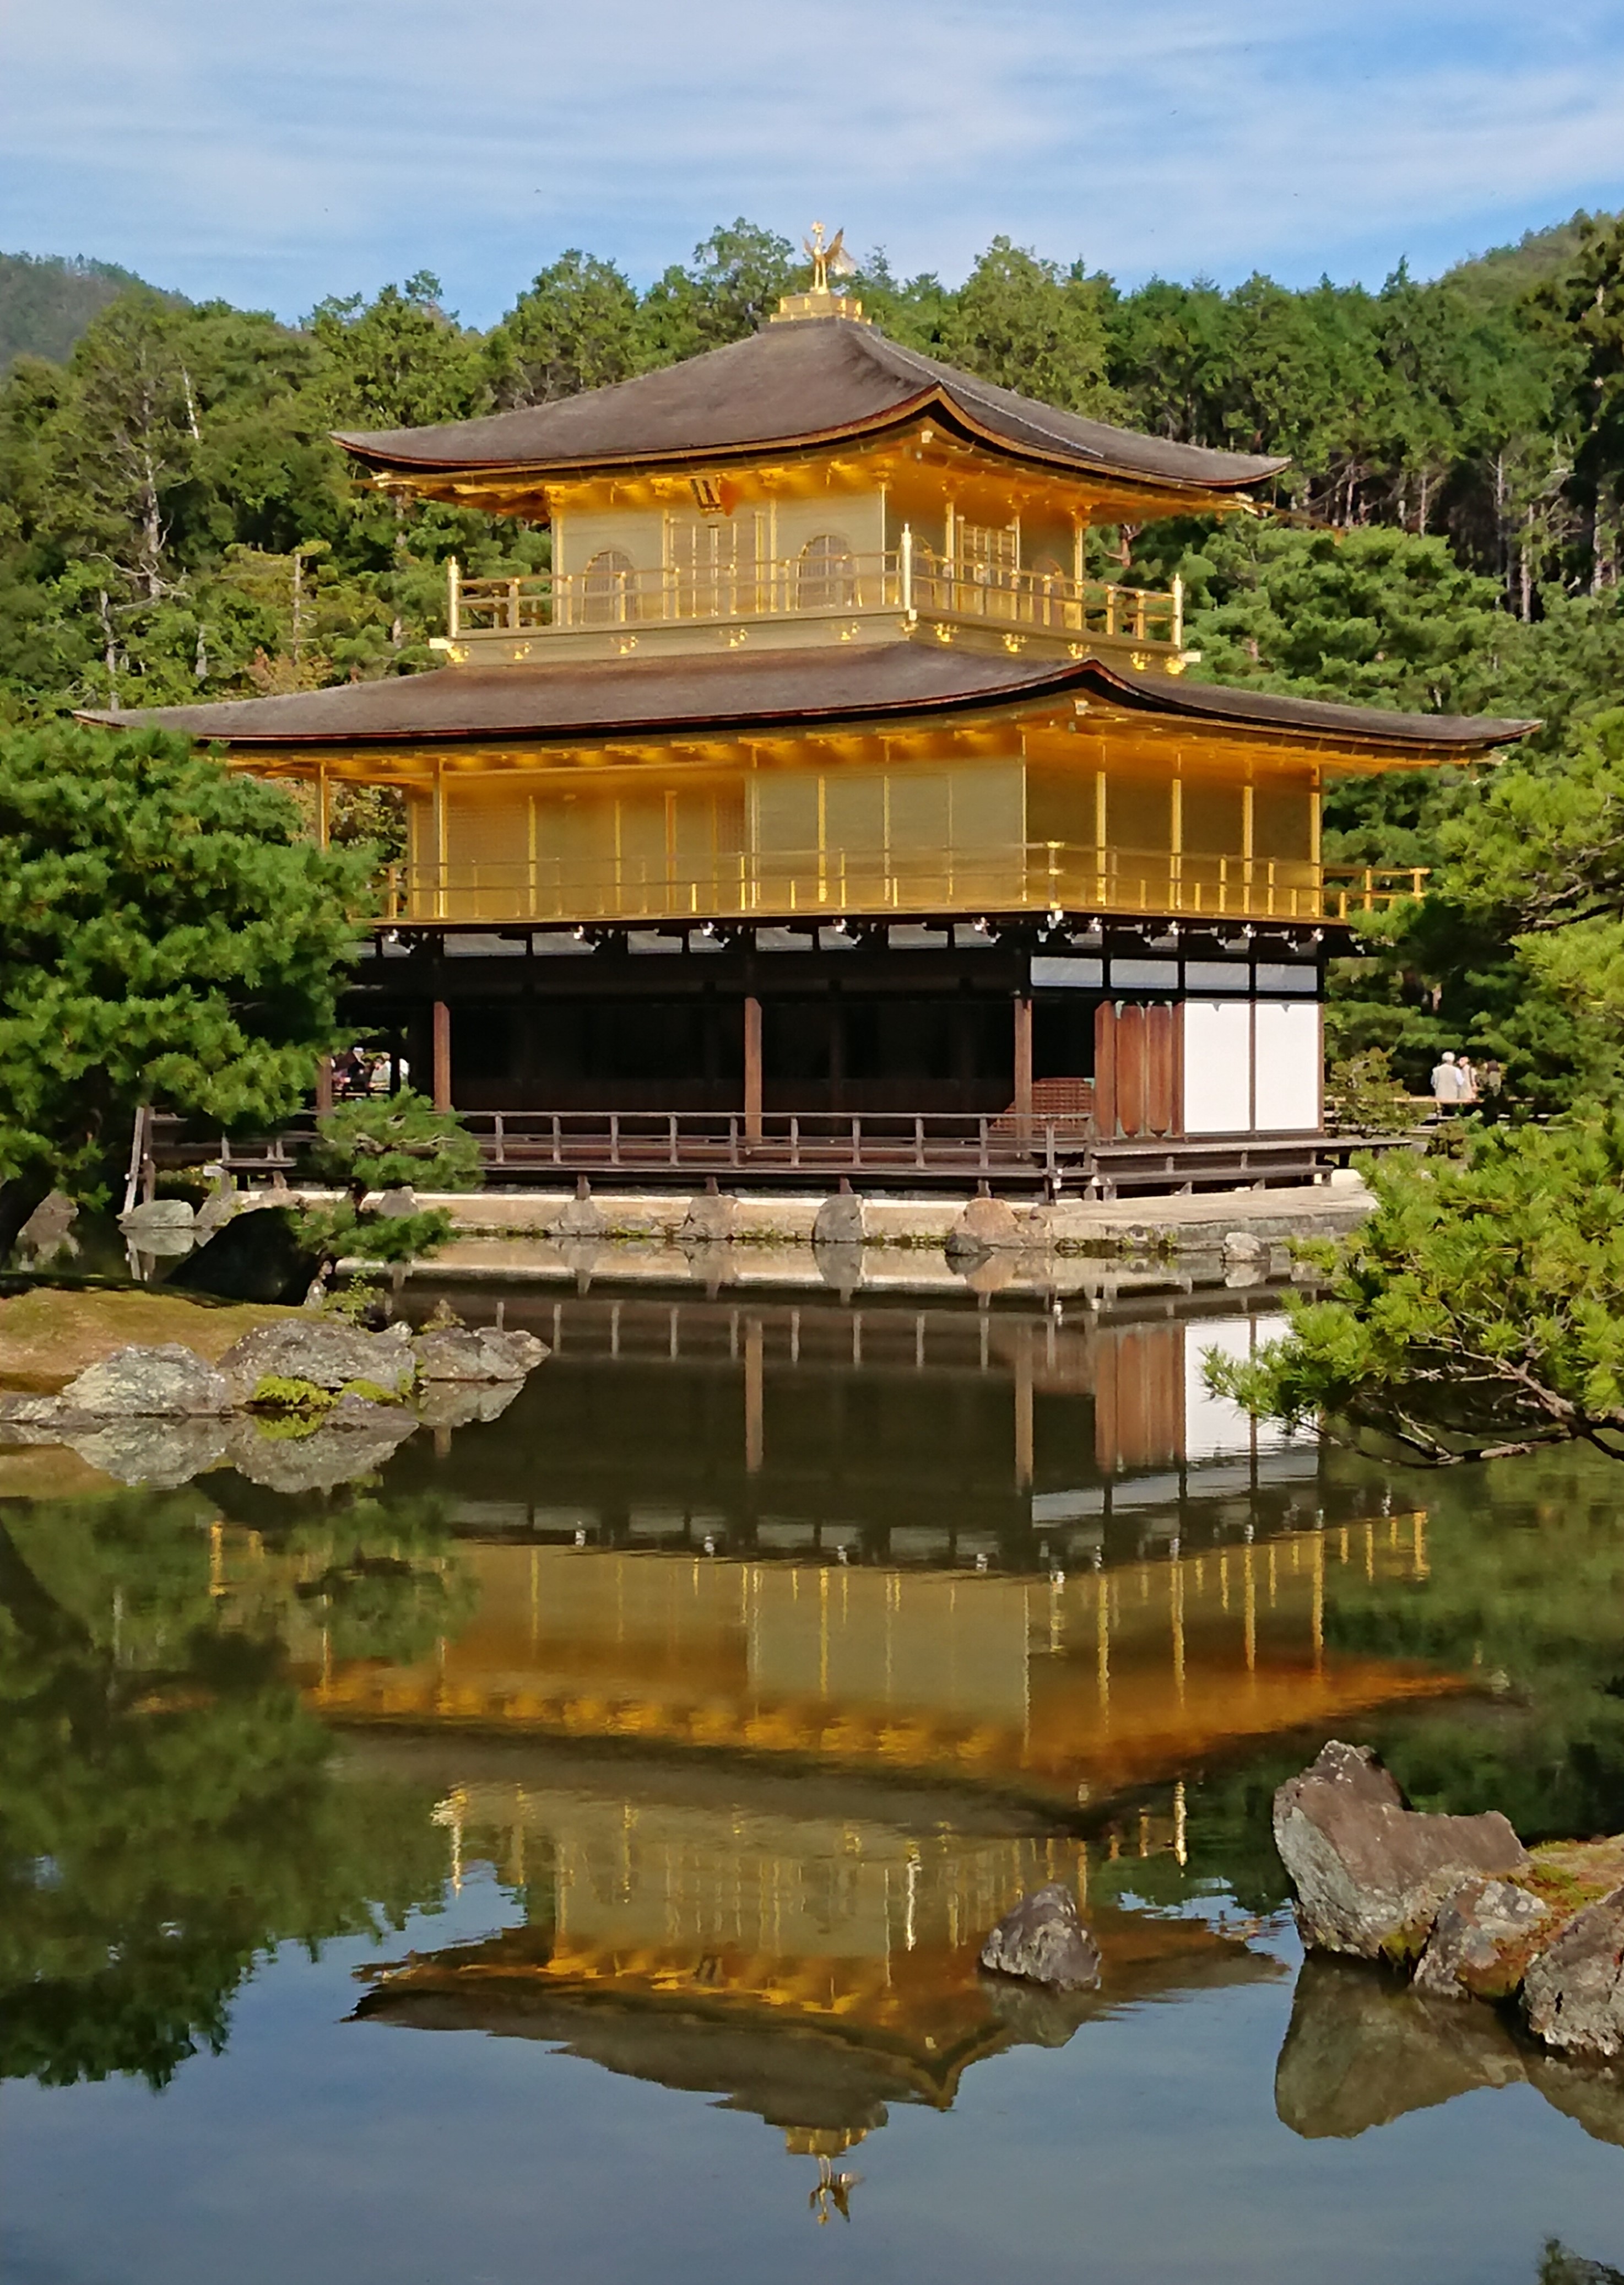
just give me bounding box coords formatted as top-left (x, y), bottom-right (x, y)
top-left (81, 646), bottom-right (1537, 756)
top-left (335, 318), bottom-right (1288, 494)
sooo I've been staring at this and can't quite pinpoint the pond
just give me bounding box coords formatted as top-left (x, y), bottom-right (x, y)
top-left (4, 1276), bottom-right (1624, 2284)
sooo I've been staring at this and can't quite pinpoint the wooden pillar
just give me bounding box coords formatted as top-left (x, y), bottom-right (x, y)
top-left (432, 1001), bottom-right (452, 1111)
top-left (315, 1055), bottom-right (334, 1116)
top-left (1013, 991), bottom-right (1033, 1136)
top-left (743, 995), bottom-right (763, 1140)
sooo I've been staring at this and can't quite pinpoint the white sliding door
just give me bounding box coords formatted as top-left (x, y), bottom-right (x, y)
top-left (1183, 1001), bottom-right (1252, 1133)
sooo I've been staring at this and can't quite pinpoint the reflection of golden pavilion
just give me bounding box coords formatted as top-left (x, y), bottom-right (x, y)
top-left (350, 1756), bottom-right (1281, 2149)
top-left (302, 1514), bottom-right (1446, 1808)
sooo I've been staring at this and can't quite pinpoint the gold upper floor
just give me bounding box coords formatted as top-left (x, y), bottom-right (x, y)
top-left (433, 431), bottom-right (1193, 670)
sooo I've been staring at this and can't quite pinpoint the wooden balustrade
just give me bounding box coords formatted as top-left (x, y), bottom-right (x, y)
top-left (378, 847), bottom-right (1426, 929)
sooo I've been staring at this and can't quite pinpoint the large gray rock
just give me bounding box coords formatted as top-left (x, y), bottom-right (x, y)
top-left (169, 1204), bottom-right (322, 1304)
top-left (555, 1188), bottom-right (608, 1239)
top-left (373, 1185), bottom-right (419, 1218)
top-left (1273, 1741), bottom-right (1529, 1962)
top-left (15, 1191), bottom-right (78, 1265)
top-left (678, 1191), bottom-right (737, 1245)
top-left (217, 1318), bottom-right (416, 1403)
top-left (120, 1197), bottom-right (196, 1236)
top-left (813, 1192), bottom-right (867, 1246)
top-left (412, 1326), bottom-right (548, 1382)
top-left (945, 1195), bottom-right (1022, 1259)
top-left (1412, 1876), bottom-right (1552, 2002)
top-left (979, 1884), bottom-right (1101, 1990)
top-left (60, 1344), bottom-right (231, 1419)
top-left (1523, 1888), bottom-right (1624, 2059)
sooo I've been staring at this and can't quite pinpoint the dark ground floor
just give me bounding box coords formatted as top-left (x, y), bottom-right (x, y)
top-left (342, 927), bottom-right (1327, 1139)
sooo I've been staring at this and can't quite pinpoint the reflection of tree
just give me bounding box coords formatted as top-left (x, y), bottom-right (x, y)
top-left (1319, 1447), bottom-right (1624, 1842)
top-left (1542, 2245), bottom-right (1624, 2284)
top-left (0, 1491), bottom-right (456, 2088)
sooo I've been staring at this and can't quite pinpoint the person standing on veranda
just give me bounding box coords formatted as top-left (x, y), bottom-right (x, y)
top-left (1431, 1050), bottom-right (1465, 1112)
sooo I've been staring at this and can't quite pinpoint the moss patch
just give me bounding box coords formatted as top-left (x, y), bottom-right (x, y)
top-left (0, 1286), bottom-right (296, 1395)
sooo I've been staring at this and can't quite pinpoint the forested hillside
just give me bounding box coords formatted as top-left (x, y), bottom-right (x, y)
top-left (0, 252), bottom-right (158, 371)
top-left (2, 215), bottom-right (1622, 1096)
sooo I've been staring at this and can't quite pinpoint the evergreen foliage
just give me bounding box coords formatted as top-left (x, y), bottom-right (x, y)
top-left (0, 723), bottom-right (371, 1201)
top-left (1209, 1109), bottom-right (1624, 1462)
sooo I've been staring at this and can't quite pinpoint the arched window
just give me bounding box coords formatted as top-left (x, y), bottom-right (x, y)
top-left (1032, 552), bottom-right (1070, 629)
top-left (796, 531), bottom-right (857, 611)
top-left (580, 547), bottom-right (636, 624)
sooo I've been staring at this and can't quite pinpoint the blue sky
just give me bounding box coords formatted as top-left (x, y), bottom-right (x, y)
top-left (4, 0), bottom-right (1623, 325)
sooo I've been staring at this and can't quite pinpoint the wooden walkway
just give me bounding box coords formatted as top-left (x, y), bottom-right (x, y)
top-left (144, 1106), bottom-right (1404, 1200)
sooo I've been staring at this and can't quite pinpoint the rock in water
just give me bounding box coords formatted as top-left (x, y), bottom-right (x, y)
top-left (119, 1198), bottom-right (196, 1237)
top-left (813, 1192), bottom-right (867, 1246)
top-left (1523, 1889), bottom-right (1624, 2059)
top-left (60, 1344), bottom-right (232, 1419)
top-left (678, 1191), bottom-right (737, 1245)
top-left (1412, 1877), bottom-right (1552, 2002)
top-left (979, 1884), bottom-right (1101, 1990)
top-left (15, 1191), bottom-right (78, 1264)
top-left (945, 1195), bottom-right (1022, 1260)
top-left (168, 1205), bottom-right (321, 1304)
top-left (412, 1326), bottom-right (548, 1382)
top-left (216, 1318), bottom-right (417, 1403)
top-left (1273, 1741), bottom-right (1529, 1962)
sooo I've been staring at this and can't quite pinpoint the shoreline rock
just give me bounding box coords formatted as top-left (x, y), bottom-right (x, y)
top-left (1274, 1740), bottom-right (1624, 2075)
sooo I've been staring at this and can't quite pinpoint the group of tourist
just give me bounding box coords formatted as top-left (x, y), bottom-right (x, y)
top-left (331, 1046), bottom-right (409, 1099)
top-left (1430, 1050), bottom-right (1502, 1111)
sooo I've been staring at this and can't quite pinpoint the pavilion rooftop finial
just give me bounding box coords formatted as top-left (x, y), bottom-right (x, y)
top-left (772, 220), bottom-right (869, 325)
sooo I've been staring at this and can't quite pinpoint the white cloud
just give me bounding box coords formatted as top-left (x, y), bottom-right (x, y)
top-left (2, 0), bottom-right (1621, 321)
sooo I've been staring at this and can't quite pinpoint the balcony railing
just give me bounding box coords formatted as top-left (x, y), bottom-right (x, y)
top-left (448, 549), bottom-right (1182, 648)
top-left (380, 844), bottom-right (1426, 928)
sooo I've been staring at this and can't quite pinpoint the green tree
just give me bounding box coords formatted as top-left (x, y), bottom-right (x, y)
top-left (1209, 1108), bottom-right (1624, 1463)
top-left (636, 219), bottom-right (797, 365)
top-left (489, 251), bottom-right (643, 406)
top-left (0, 724), bottom-right (371, 1219)
top-left (309, 272), bottom-right (489, 433)
top-left (941, 239), bottom-right (1117, 415)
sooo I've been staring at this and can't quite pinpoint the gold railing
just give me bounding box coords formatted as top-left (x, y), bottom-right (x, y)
top-left (448, 550), bottom-right (1181, 647)
top-left (381, 844), bottom-right (1427, 927)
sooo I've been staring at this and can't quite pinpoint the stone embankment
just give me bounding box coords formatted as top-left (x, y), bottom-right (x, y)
top-left (1275, 1741), bottom-right (1624, 2061)
top-left (0, 1305), bottom-right (548, 1492)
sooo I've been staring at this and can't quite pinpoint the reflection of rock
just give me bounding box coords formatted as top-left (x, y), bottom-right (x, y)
top-left (413, 1379), bottom-right (522, 1431)
top-left (226, 1400), bottom-right (417, 1493)
top-left (1276, 1955), bottom-right (1526, 2138)
top-left (64, 1416), bottom-right (232, 1489)
top-left (979, 1884), bottom-right (1101, 1989)
top-left (958, 1250), bottom-right (1018, 1295)
top-left (412, 1326), bottom-right (548, 1382)
top-left (218, 1319), bottom-right (416, 1402)
top-left (169, 1204), bottom-right (320, 1303)
top-left (1524, 1890), bottom-right (1624, 2060)
top-left (977, 1974), bottom-right (1099, 2047)
top-left (1274, 1740), bottom-right (1528, 1961)
top-left (814, 1240), bottom-right (865, 1295)
top-left (62, 1344), bottom-right (231, 1418)
top-left (1527, 2049), bottom-right (1624, 2152)
top-left (1414, 1876), bottom-right (1552, 2001)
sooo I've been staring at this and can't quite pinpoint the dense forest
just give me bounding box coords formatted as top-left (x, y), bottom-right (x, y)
top-left (2, 214), bottom-right (1623, 1096)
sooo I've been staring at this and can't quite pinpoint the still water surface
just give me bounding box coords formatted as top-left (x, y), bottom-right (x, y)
top-left (6, 1280), bottom-right (1624, 2282)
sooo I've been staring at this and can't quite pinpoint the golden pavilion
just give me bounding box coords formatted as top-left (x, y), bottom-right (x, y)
top-left (90, 249), bottom-right (1534, 1161)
